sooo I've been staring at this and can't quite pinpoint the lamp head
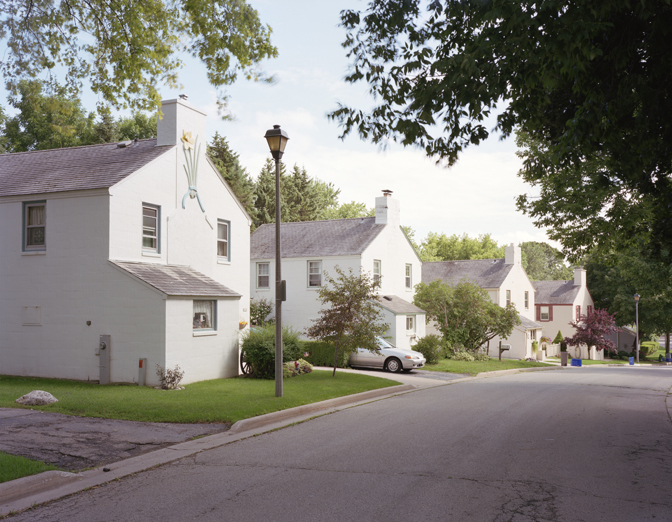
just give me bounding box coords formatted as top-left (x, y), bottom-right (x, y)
top-left (634, 293), bottom-right (640, 302)
top-left (264, 125), bottom-right (289, 161)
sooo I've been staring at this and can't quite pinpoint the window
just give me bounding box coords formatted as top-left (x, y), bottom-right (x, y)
top-left (406, 316), bottom-right (415, 332)
top-left (506, 290), bottom-right (511, 307)
top-left (257, 262), bottom-right (270, 289)
top-left (373, 260), bottom-right (381, 284)
top-left (576, 305), bottom-right (581, 320)
top-left (524, 291), bottom-right (529, 309)
top-left (193, 300), bottom-right (216, 330)
top-left (540, 306), bottom-right (550, 321)
top-left (24, 201), bottom-right (46, 251)
top-left (587, 305), bottom-right (593, 315)
top-left (217, 219), bottom-right (230, 260)
top-left (142, 204), bottom-right (160, 252)
top-left (405, 264), bottom-right (412, 289)
top-left (308, 261), bottom-right (322, 287)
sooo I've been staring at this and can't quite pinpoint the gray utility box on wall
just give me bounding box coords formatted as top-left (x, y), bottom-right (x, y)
top-left (99, 335), bottom-right (111, 384)
top-left (138, 358), bottom-right (148, 386)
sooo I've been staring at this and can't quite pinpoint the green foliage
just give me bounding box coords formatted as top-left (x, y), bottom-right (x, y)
top-left (282, 359), bottom-right (313, 378)
top-left (411, 335), bottom-right (444, 365)
top-left (473, 351), bottom-right (490, 362)
top-left (414, 279), bottom-right (521, 352)
top-left (306, 267), bottom-right (388, 376)
top-left (250, 297), bottom-right (274, 327)
top-left (639, 342), bottom-right (659, 359)
top-left (321, 201), bottom-right (375, 220)
top-left (553, 331), bottom-right (564, 344)
top-left (418, 233), bottom-right (504, 262)
top-left (0, 0), bottom-right (278, 113)
top-left (302, 340), bottom-right (350, 368)
top-left (520, 242), bottom-right (572, 281)
top-left (240, 324), bottom-right (302, 379)
top-left (531, 340), bottom-right (539, 355)
top-left (451, 350), bottom-right (475, 362)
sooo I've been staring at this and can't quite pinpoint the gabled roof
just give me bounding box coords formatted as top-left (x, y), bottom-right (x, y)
top-left (421, 259), bottom-right (513, 288)
top-left (111, 261), bottom-right (240, 298)
top-left (0, 139), bottom-right (173, 197)
top-left (376, 295), bottom-right (425, 315)
top-left (519, 315), bottom-right (543, 330)
top-left (250, 217), bottom-right (385, 259)
top-left (533, 280), bottom-right (580, 304)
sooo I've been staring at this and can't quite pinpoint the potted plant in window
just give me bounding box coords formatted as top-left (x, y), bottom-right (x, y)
top-left (560, 341), bottom-right (569, 366)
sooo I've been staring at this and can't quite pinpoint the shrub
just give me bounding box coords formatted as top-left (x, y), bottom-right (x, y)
top-left (283, 359), bottom-right (314, 378)
top-left (451, 350), bottom-right (475, 362)
top-left (553, 330), bottom-right (564, 344)
top-left (250, 297), bottom-right (274, 326)
top-left (241, 324), bottom-right (302, 379)
top-left (473, 351), bottom-right (490, 361)
top-left (302, 340), bottom-right (350, 368)
top-left (640, 341), bottom-right (659, 358)
top-left (560, 341), bottom-right (567, 352)
top-left (532, 340), bottom-right (539, 354)
top-left (412, 335), bottom-right (444, 365)
top-left (155, 364), bottom-right (184, 389)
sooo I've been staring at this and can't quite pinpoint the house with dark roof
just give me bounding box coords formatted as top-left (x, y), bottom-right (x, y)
top-left (422, 245), bottom-right (543, 359)
top-left (250, 191), bottom-right (426, 350)
top-left (534, 267), bottom-right (598, 359)
top-left (0, 98), bottom-right (251, 385)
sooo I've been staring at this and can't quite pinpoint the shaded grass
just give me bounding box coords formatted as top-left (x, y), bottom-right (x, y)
top-left (0, 371), bottom-right (399, 424)
top-left (422, 357), bottom-right (552, 376)
top-left (0, 452), bottom-right (57, 484)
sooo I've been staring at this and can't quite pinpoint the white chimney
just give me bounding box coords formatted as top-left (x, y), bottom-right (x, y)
top-left (574, 266), bottom-right (587, 286)
top-left (157, 98), bottom-right (207, 147)
top-left (504, 243), bottom-right (521, 265)
top-left (374, 190), bottom-right (400, 227)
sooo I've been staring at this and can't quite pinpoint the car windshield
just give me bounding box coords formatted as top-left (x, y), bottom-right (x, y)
top-left (376, 337), bottom-right (395, 349)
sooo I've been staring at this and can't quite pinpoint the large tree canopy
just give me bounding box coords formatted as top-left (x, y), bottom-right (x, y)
top-left (331, 1), bottom-right (672, 256)
top-left (0, 0), bottom-right (277, 112)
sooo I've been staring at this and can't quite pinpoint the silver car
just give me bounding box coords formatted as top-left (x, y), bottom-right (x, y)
top-left (349, 337), bottom-right (426, 373)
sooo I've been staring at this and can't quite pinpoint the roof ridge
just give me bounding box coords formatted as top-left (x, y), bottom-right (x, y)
top-left (2, 138), bottom-right (158, 156)
top-left (256, 216), bottom-right (376, 229)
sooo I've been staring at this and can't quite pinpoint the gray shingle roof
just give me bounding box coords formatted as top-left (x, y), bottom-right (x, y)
top-left (421, 259), bottom-right (513, 288)
top-left (111, 261), bottom-right (240, 297)
top-left (519, 315), bottom-right (543, 330)
top-left (250, 217), bottom-right (385, 259)
top-left (0, 139), bottom-right (173, 197)
top-left (533, 280), bottom-right (580, 304)
top-left (376, 295), bottom-right (425, 315)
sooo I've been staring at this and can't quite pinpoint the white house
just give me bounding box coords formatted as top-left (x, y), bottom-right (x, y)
top-left (250, 191), bottom-right (425, 350)
top-left (0, 98), bottom-right (251, 386)
top-left (421, 244), bottom-right (543, 359)
top-left (534, 267), bottom-right (600, 359)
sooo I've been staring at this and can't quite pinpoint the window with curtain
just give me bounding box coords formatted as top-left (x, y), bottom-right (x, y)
top-left (193, 300), bottom-right (215, 330)
top-left (24, 202), bottom-right (46, 251)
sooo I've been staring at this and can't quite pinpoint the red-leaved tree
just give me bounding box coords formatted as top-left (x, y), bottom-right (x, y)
top-left (564, 309), bottom-right (620, 353)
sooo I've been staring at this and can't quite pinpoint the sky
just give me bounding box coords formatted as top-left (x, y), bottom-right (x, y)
top-left (7, 0), bottom-right (554, 248)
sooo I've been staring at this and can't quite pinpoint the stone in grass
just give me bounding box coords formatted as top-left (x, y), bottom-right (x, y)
top-left (16, 390), bottom-right (58, 406)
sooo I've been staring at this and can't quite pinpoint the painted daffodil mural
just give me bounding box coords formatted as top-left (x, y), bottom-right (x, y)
top-left (181, 130), bottom-right (205, 212)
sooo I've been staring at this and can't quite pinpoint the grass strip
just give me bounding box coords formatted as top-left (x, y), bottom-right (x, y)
top-left (0, 371), bottom-right (399, 424)
top-left (422, 357), bottom-right (553, 376)
top-left (0, 452), bottom-right (58, 484)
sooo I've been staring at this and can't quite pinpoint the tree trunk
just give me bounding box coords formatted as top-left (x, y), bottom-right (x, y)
top-left (333, 347), bottom-right (338, 377)
top-left (666, 331), bottom-right (670, 355)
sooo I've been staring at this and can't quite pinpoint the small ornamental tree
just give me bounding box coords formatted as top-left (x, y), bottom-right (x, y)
top-left (552, 330), bottom-right (564, 344)
top-left (306, 267), bottom-right (388, 377)
top-left (564, 309), bottom-right (620, 356)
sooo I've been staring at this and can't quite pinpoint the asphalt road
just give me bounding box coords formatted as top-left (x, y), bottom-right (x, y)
top-left (10, 367), bottom-right (672, 522)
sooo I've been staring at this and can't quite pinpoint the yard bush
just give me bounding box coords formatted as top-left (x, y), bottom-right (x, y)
top-left (282, 359), bottom-right (313, 378)
top-left (301, 340), bottom-right (350, 368)
top-left (640, 341), bottom-right (659, 358)
top-left (451, 349), bottom-right (475, 362)
top-left (241, 324), bottom-right (302, 379)
top-left (412, 335), bottom-right (444, 365)
top-left (473, 351), bottom-right (490, 361)
top-left (553, 330), bottom-right (564, 344)
top-left (250, 297), bottom-right (274, 326)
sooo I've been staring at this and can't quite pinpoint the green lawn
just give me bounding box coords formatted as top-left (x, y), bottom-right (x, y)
top-left (0, 371), bottom-right (399, 424)
top-left (422, 357), bottom-right (553, 376)
top-left (0, 452), bottom-right (57, 484)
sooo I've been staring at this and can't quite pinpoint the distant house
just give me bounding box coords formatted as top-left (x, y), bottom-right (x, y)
top-left (421, 244), bottom-right (543, 359)
top-left (250, 191), bottom-right (425, 350)
top-left (533, 267), bottom-right (599, 359)
top-left (0, 98), bottom-right (251, 385)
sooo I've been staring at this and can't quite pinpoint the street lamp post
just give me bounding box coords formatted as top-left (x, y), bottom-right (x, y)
top-left (634, 293), bottom-right (640, 364)
top-left (264, 125), bottom-right (289, 398)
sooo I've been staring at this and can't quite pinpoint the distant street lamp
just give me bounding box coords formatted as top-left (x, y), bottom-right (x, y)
top-left (264, 125), bottom-right (289, 398)
top-left (634, 293), bottom-right (640, 364)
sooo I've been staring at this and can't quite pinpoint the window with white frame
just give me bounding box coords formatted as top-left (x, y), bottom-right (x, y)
top-left (142, 204), bottom-right (160, 252)
top-left (405, 264), bottom-right (412, 289)
top-left (308, 260), bottom-right (322, 287)
top-left (506, 290), bottom-right (511, 307)
top-left (406, 315), bottom-right (415, 332)
top-left (524, 291), bottom-right (529, 309)
top-left (217, 219), bottom-right (230, 260)
top-left (257, 262), bottom-right (270, 288)
top-left (540, 306), bottom-right (550, 321)
top-left (24, 201), bottom-right (46, 251)
top-left (193, 300), bottom-right (216, 330)
top-left (373, 260), bottom-right (381, 284)
top-left (576, 305), bottom-right (581, 320)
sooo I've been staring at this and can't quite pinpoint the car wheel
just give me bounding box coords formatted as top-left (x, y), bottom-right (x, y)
top-left (385, 357), bottom-right (403, 373)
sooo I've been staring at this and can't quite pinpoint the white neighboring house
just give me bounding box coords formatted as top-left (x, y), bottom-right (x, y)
top-left (534, 267), bottom-right (600, 359)
top-left (0, 98), bottom-right (251, 386)
top-left (421, 244), bottom-right (543, 359)
top-left (249, 191), bottom-right (425, 350)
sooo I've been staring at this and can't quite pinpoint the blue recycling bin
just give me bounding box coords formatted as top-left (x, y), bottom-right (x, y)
top-left (666, 354), bottom-right (672, 363)
top-left (571, 359), bottom-right (582, 367)
top-left (629, 357), bottom-right (635, 365)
